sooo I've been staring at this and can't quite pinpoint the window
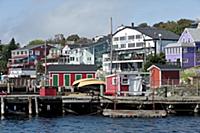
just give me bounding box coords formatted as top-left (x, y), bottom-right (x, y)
top-left (121, 78), bottom-right (129, 85)
top-left (29, 50), bottom-right (33, 55)
top-left (136, 35), bottom-right (141, 39)
top-left (197, 58), bottom-right (200, 63)
top-left (183, 58), bottom-right (188, 63)
top-left (165, 48), bottom-right (168, 54)
top-left (64, 74), bottom-right (70, 86)
top-left (174, 48), bottom-right (176, 54)
top-left (121, 44), bottom-right (126, 48)
top-left (87, 57), bottom-right (91, 61)
top-left (128, 35), bottom-right (134, 40)
top-left (112, 77), bottom-right (117, 85)
top-left (120, 36), bottom-right (126, 41)
top-left (76, 57), bottom-right (78, 61)
top-left (17, 51), bottom-right (19, 55)
top-left (21, 51), bottom-right (23, 55)
top-left (12, 52), bottom-right (15, 56)
top-left (136, 42), bottom-right (144, 47)
top-left (35, 50), bottom-right (40, 55)
top-left (75, 74), bottom-right (82, 80)
top-left (128, 43), bottom-right (135, 48)
top-left (197, 47), bottom-right (200, 53)
top-left (183, 48), bottom-right (188, 53)
top-left (70, 57), bottom-right (74, 61)
top-left (87, 74), bottom-right (93, 78)
top-left (168, 48), bottom-right (171, 54)
top-left (113, 37), bottom-right (119, 41)
top-left (171, 48), bottom-right (173, 54)
top-left (177, 48), bottom-right (180, 54)
top-left (25, 51), bottom-right (27, 55)
top-left (113, 45), bottom-right (118, 49)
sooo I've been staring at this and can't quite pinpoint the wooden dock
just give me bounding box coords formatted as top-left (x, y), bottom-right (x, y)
top-left (1, 94), bottom-right (200, 117)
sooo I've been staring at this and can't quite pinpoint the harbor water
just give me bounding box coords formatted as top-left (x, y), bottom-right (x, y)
top-left (0, 115), bottom-right (200, 133)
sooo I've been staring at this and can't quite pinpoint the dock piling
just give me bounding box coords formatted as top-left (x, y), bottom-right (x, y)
top-left (28, 97), bottom-right (32, 115)
top-left (1, 96), bottom-right (5, 115)
top-left (35, 97), bottom-right (39, 115)
top-left (7, 83), bottom-right (10, 94)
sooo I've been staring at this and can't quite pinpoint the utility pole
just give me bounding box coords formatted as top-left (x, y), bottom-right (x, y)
top-left (142, 34), bottom-right (146, 71)
top-left (110, 17), bottom-right (113, 74)
top-left (44, 40), bottom-right (47, 86)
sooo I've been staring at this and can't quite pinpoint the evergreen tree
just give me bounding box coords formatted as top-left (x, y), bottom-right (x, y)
top-left (144, 53), bottom-right (166, 71)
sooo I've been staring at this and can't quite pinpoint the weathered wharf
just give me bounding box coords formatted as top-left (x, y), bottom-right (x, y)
top-left (1, 95), bottom-right (200, 117)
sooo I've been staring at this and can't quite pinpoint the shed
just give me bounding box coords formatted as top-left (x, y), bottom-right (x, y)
top-left (105, 72), bottom-right (149, 96)
top-left (47, 64), bottom-right (97, 89)
top-left (147, 64), bottom-right (180, 88)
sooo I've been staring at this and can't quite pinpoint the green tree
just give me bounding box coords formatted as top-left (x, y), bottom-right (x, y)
top-left (138, 23), bottom-right (149, 27)
top-left (1, 38), bottom-right (19, 61)
top-left (66, 34), bottom-right (80, 42)
top-left (153, 19), bottom-right (194, 35)
top-left (0, 38), bottom-right (19, 73)
top-left (36, 61), bottom-right (45, 74)
top-left (28, 39), bottom-right (45, 46)
top-left (0, 60), bottom-right (8, 73)
top-left (144, 52), bottom-right (166, 71)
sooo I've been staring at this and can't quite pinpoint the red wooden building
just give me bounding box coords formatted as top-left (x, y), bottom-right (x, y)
top-left (47, 64), bottom-right (97, 89)
top-left (105, 72), bottom-right (149, 96)
top-left (147, 64), bottom-right (180, 89)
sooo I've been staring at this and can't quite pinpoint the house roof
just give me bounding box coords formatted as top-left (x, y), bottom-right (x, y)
top-left (67, 44), bottom-right (90, 49)
top-left (113, 26), bottom-right (179, 40)
top-left (14, 44), bottom-right (55, 51)
top-left (186, 28), bottom-right (200, 42)
top-left (165, 42), bottom-right (195, 48)
top-left (147, 64), bottom-right (181, 71)
top-left (47, 64), bottom-right (97, 72)
top-left (135, 27), bottom-right (179, 40)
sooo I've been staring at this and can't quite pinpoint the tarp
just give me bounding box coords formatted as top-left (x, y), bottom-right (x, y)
top-left (72, 78), bottom-right (98, 86)
top-left (77, 80), bottom-right (105, 88)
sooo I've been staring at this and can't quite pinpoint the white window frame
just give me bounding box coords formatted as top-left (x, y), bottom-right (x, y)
top-left (183, 58), bottom-right (188, 63)
top-left (35, 50), bottom-right (40, 56)
top-left (112, 77), bottom-right (117, 85)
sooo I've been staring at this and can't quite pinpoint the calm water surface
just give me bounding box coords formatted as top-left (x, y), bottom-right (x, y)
top-left (0, 115), bottom-right (200, 133)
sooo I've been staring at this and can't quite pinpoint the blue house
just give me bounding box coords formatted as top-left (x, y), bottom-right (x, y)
top-left (165, 24), bottom-right (200, 68)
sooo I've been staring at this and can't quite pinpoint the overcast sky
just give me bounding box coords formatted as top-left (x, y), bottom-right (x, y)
top-left (0, 0), bottom-right (200, 45)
